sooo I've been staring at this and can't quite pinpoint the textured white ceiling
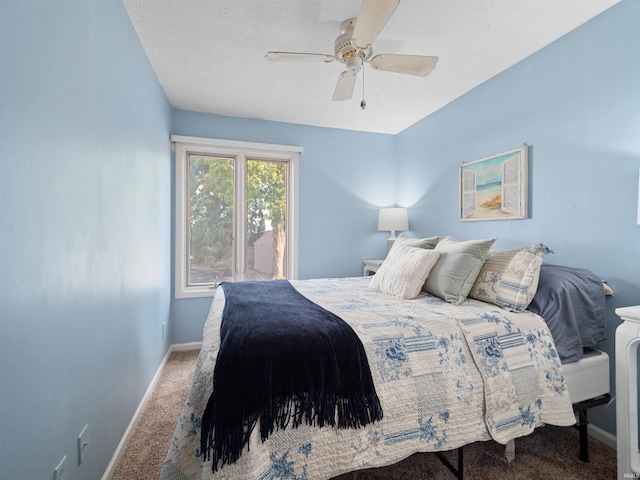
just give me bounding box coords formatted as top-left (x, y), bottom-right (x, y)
top-left (123, 0), bottom-right (619, 134)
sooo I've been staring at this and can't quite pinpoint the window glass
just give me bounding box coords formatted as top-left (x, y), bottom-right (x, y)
top-left (188, 154), bottom-right (234, 285)
top-left (245, 159), bottom-right (287, 280)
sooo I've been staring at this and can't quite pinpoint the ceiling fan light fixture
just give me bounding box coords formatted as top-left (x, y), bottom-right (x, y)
top-left (265, 0), bottom-right (438, 103)
top-left (345, 54), bottom-right (363, 73)
top-left (334, 19), bottom-right (372, 63)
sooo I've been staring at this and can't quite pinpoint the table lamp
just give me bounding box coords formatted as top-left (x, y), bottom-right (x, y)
top-left (377, 207), bottom-right (408, 252)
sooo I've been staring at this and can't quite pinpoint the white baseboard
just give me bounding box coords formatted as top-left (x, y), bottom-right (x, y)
top-left (172, 341), bottom-right (203, 351)
top-left (588, 423), bottom-right (617, 451)
top-left (101, 342), bottom-right (202, 480)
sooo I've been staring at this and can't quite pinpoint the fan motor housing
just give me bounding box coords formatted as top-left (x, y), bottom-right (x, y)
top-left (334, 18), bottom-right (372, 63)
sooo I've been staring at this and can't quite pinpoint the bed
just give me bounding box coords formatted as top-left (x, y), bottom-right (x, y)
top-left (159, 237), bottom-right (609, 480)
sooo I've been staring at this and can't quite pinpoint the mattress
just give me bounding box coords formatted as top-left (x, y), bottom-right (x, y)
top-left (562, 348), bottom-right (610, 404)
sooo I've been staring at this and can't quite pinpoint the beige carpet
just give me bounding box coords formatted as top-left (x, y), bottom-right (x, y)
top-left (112, 349), bottom-right (616, 480)
top-left (111, 349), bottom-right (199, 480)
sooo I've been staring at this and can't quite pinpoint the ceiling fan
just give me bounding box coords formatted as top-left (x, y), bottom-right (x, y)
top-left (265, 0), bottom-right (438, 105)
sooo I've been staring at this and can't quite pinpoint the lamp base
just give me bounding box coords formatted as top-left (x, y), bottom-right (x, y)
top-left (386, 238), bottom-right (396, 253)
top-left (386, 231), bottom-right (398, 254)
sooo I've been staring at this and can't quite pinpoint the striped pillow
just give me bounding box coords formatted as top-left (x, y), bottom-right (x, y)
top-left (469, 244), bottom-right (553, 311)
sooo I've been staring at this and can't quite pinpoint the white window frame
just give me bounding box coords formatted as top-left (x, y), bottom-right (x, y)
top-left (172, 135), bottom-right (301, 298)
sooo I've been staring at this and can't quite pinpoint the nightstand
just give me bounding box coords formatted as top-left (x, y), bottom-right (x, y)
top-left (363, 259), bottom-right (384, 276)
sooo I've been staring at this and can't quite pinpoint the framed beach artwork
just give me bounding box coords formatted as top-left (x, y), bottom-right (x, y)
top-left (459, 145), bottom-right (528, 221)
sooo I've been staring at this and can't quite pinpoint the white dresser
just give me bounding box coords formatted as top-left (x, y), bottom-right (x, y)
top-left (615, 306), bottom-right (640, 479)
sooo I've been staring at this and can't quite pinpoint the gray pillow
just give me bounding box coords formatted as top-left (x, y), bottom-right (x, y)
top-left (389, 234), bottom-right (439, 254)
top-left (424, 236), bottom-right (496, 304)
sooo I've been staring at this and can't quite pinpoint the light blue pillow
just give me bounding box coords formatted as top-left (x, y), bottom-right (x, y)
top-left (424, 236), bottom-right (496, 304)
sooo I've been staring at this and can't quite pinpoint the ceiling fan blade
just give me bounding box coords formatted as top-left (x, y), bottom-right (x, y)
top-left (332, 70), bottom-right (358, 101)
top-left (352, 0), bottom-right (400, 49)
top-left (371, 54), bottom-right (438, 76)
top-left (265, 51), bottom-right (335, 62)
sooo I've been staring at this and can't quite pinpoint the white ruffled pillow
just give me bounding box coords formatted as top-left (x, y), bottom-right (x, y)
top-left (369, 245), bottom-right (441, 299)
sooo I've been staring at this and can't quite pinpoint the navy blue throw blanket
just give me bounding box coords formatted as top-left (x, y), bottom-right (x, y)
top-left (200, 280), bottom-right (383, 471)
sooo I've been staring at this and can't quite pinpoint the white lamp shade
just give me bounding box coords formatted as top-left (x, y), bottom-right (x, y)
top-left (377, 208), bottom-right (409, 232)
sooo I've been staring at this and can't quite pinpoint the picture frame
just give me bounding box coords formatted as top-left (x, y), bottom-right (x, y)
top-left (459, 145), bottom-right (528, 221)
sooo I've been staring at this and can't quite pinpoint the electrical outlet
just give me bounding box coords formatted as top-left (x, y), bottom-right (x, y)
top-left (162, 322), bottom-right (166, 339)
top-left (54, 455), bottom-right (66, 480)
top-left (78, 424), bottom-right (89, 465)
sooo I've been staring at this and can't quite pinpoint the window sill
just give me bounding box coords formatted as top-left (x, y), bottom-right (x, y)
top-left (175, 285), bottom-right (218, 299)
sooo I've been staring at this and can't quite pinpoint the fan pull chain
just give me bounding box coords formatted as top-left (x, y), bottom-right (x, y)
top-left (360, 63), bottom-right (367, 110)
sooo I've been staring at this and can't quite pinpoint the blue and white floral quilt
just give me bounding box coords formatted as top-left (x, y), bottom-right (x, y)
top-left (160, 277), bottom-right (575, 480)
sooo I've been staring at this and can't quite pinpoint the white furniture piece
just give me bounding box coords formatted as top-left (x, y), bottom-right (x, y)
top-left (615, 305), bottom-right (640, 479)
top-left (363, 259), bottom-right (384, 276)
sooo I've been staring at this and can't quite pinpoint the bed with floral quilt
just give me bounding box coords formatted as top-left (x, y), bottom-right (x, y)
top-left (161, 237), bottom-right (576, 480)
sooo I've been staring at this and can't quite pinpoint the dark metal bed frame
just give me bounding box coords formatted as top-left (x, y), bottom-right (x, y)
top-left (574, 394), bottom-right (612, 462)
top-left (436, 447), bottom-right (464, 479)
top-left (432, 393), bottom-right (611, 479)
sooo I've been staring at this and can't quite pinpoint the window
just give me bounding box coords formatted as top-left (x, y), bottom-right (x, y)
top-left (173, 135), bottom-right (301, 298)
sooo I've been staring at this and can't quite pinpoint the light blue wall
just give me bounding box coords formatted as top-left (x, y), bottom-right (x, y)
top-left (397, 0), bottom-right (640, 436)
top-left (170, 110), bottom-right (398, 343)
top-left (1, 2), bottom-right (634, 478)
top-left (0, 1), bottom-right (172, 479)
